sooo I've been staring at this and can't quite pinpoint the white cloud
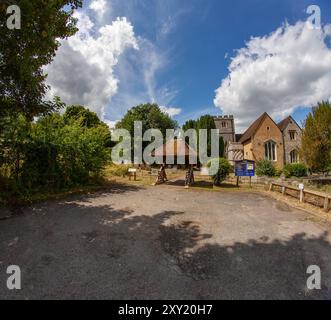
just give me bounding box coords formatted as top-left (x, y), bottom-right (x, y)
top-left (158, 16), bottom-right (176, 40)
top-left (89, 0), bottom-right (108, 19)
top-left (46, 10), bottom-right (138, 118)
top-left (140, 38), bottom-right (165, 103)
top-left (160, 106), bottom-right (182, 117)
top-left (103, 36), bottom-right (178, 121)
top-left (46, 5), bottom-right (178, 123)
top-left (103, 119), bottom-right (119, 130)
top-left (214, 21), bottom-right (331, 132)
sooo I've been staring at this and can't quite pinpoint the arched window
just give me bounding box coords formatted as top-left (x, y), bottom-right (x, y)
top-left (265, 140), bottom-right (277, 161)
top-left (290, 150), bottom-right (299, 163)
top-left (289, 131), bottom-right (296, 141)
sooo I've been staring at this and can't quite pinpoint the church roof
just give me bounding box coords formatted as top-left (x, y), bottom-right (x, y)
top-left (277, 116), bottom-right (302, 131)
top-left (239, 112), bottom-right (269, 143)
top-left (277, 116), bottom-right (292, 132)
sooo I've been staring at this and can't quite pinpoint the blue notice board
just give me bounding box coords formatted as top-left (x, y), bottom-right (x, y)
top-left (235, 160), bottom-right (255, 177)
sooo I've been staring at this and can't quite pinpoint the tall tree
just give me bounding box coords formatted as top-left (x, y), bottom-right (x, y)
top-left (301, 101), bottom-right (331, 172)
top-left (64, 105), bottom-right (102, 128)
top-left (116, 103), bottom-right (178, 137)
top-left (116, 103), bottom-right (178, 160)
top-left (182, 119), bottom-right (197, 132)
top-left (196, 115), bottom-right (225, 158)
top-left (64, 105), bottom-right (112, 147)
top-left (0, 0), bottom-right (82, 118)
top-left (182, 115), bottom-right (225, 158)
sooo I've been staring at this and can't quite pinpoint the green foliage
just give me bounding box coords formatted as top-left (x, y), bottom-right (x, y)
top-left (105, 164), bottom-right (131, 177)
top-left (196, 115), bottom-right (216, 157)
top-left (283, 163), bottom-right (308, 178)
top-left (274, 169), bottom-right (283, 177)
top-left (183, 115), bottom-right (225, 158)
top-left (0, 106), bottom-right (111, 197)
top-left (196, 115), bottom-right (216, 131)
top-left (116, 103), bottom-right (178, 158)
top-left (182, 120), bottom-right (197, 132)
top-left (207, 158), bottom-right (231, 186)
top-left (218, 136), bottom-right (225, 158)
top-left (301, 101), bottom-right (331, 172)
top-left (256, 159), bottom-right (276, 177)
top-left (116, 103), bottom-right (178, 137)
top-left (64, 105), bottom-right (101, 127)
top-left (0, 114), bottom-right (32, 184)
top-left (0, 0), bottom-right (82, 118)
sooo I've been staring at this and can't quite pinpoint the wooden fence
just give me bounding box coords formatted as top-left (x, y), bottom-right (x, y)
top-left (269, 182), bottom-right (331, 212)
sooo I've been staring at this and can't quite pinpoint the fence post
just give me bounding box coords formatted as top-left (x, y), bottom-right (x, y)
top-left (282, 186), bottom-right (286, 195)
top-left (324, 197), bottom-right (330, 212)
top-left (299, 183), bottom-right (305, 203)
top-left (300, 190), bottom-right (305, 203)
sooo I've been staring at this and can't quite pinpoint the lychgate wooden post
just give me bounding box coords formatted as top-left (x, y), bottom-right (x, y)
top-left (152, 138), bottom-right (198, 188)
top-left (185, 165), bottom-right (194, 188)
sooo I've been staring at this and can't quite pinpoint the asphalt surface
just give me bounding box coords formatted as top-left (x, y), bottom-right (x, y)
top-left (0, 185), bottom-right (331, 300)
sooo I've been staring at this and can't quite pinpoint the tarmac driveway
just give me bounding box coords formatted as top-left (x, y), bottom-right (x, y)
top-left (0, 185), bottom-right (331, 299)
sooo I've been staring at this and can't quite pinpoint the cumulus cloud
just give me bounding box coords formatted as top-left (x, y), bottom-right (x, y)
top-left (160, 106), bottom-right (182, 117)
top-left (89, 0), bottom-right (108, 19)
top-left (46, 9), bottom-right (138, 118)
top-left (214, 21), bottom-right (331, 131)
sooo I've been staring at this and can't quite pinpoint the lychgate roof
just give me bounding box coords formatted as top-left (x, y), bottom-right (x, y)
top-left (153, 138), bottom-right (197, 157)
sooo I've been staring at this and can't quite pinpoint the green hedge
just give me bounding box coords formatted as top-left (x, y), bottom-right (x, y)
top-left (283, 163), bottom-right (308, 178)
top-left (207, 158), bottom-right (231, 186)
top-left (0, 109), bottom-right (111, 196)
top-left (256, 159), bottom-right (276, 177)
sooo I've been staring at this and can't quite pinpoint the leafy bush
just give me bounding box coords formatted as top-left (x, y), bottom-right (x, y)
top-left (207, 158), bottom-right (231, 186)
top-left (275, 169), bottom-right (283, 177)
top-left (325, 164), bottom-right (331, 174)
top-left (283, 163), bottom-right (308, 178)
top-left (0, 107), bottom-right (111, 196)
top-left (256, 159), bottom-right (276, 177)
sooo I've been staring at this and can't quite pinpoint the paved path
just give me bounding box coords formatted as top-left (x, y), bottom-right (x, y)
top-left (0, 185), bottom-right (331, 299)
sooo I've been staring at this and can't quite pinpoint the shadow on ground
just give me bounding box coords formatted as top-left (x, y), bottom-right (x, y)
top-left (0, 182), bottom-right (144, 218)
top-left (0, 197), bottom-right (330, 299)
top-left (165, 179), bottom-right (214, 189)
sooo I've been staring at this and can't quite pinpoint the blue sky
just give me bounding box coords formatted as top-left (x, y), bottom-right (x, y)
top-left (47, 0), bottom-right (331, 132)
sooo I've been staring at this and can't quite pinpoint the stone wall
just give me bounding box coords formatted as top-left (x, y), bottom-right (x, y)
top-left (282, 121), bottom-right (302, 164)
top-left (250, 116), bottom-right (284, 168)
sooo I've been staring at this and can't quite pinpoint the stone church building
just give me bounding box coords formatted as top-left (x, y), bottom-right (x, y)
top-left (214, 113), bottom-right (302, 168)
top-left (238, 113), bottom-right (284, 168)
top-left (277, 116), bottom-right (302, 165)
top-left (214, 115), bottom-right (236, 145)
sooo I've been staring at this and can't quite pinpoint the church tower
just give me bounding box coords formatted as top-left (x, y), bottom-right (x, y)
top-left (214, 115), bottom-right (236, 145)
